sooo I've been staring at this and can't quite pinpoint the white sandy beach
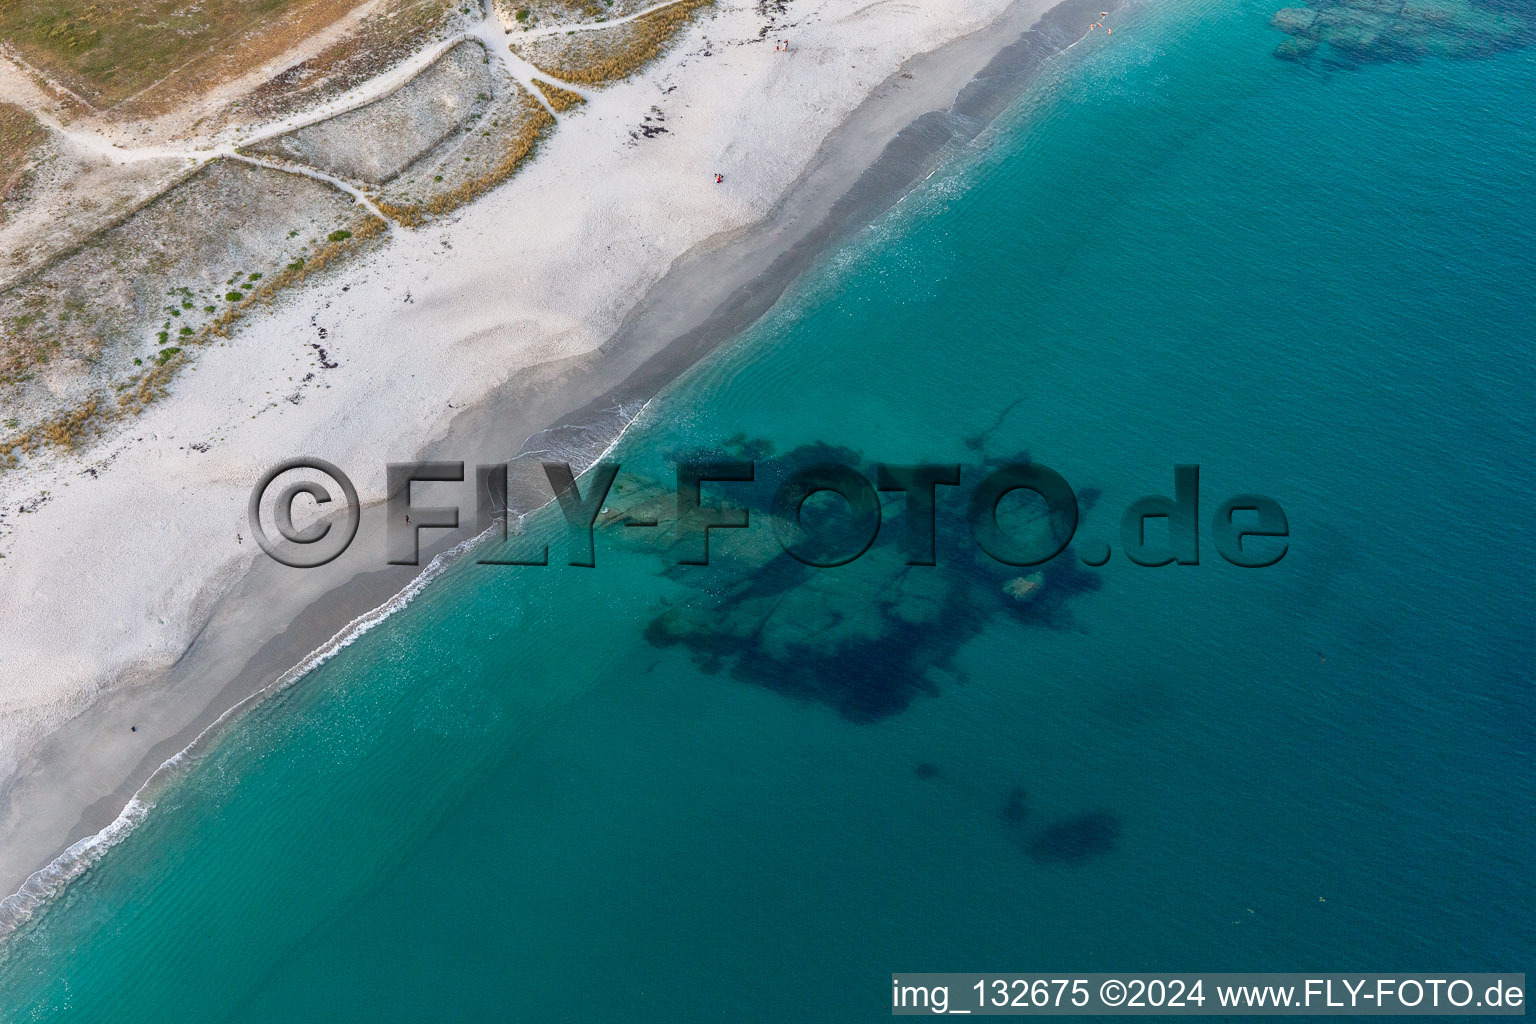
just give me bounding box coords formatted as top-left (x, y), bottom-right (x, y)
top-left (0, 0), bottom-right (1073, 906)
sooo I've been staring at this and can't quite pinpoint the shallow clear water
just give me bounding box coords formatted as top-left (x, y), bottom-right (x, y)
top-left (3, 0), bottom-right (1533, 1017)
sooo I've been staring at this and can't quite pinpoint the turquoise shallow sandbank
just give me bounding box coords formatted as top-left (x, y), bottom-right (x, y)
top-left (1, 0), bottom-right (1532, 1016)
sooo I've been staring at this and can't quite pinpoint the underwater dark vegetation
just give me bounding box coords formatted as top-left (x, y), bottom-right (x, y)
top-left (999, 786), bottom-right (1031, 825)
top-left (611, 439), bottom-right (1104, 725)
top-left (1027, 812), bottom-right (1124, 864)
top-left (1270, 0), bottom-right (1536, 66)
top-left (590, 438), bottom-right (1125, 867)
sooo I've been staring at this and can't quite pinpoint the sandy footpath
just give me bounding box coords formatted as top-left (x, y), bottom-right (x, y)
top-left (0, 0), bottom-right (1107, 915)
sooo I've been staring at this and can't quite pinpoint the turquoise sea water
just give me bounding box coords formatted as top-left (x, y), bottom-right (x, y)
top-left (3, 0), bottom-right (1533, 1017)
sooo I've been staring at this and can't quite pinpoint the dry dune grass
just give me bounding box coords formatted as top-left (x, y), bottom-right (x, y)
top-left (0, 160), bottom-right (354, 387)
top-left (0, 209), bottom-right (386, 465)
top-left (374, 89), bottom-right (556, 227)
top-left (117, 211), bottom-right (387, 412)
top-left (0, 160), bottom-right (382, 467)
top-left (247, 40), bottom-right (495, 185)
top-left (512, 0), bottom-right (714, 87)
top-left (0, 0), bottom-right (713, 469)
top-left (240, 0), bottom-right (462, 125)
top-left (0, 0), bottom-right (368, 113)
top-left (499, 0), bottom-right (603, 26)
top-left (193, 213), bottom-right (387, 343)
top-left (0, 104), bottom-right (47, 221)
top-left (533, 79), bottom-right (586, 112)
top-left (0, 210), bottom-right (387, 465)
top-left (501, 0), bottom-right (661, 26)
top-left (4, 396), bottom-right (100, 459)
top-left (543, 0), bottom-right (607, 15)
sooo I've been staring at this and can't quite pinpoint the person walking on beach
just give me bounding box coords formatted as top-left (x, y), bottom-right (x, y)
top-left (715, 173), bottom-right (724, 184)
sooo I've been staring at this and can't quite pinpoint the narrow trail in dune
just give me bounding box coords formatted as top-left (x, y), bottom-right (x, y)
top-left (226, 151), bottom-right (393, 223)
top-left (516, 0), bottom-right (702, 38)
top-left (490, 36), bottom-right (596, 118)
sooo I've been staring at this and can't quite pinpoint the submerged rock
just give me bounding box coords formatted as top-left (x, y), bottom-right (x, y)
top-left (1269, 0), bottom-right (1536, 64)
top-left (1274, 35), bottom-right (1322, 59)
top-left (1272, 6), bottom-right (1320, 32)
top-left (615, 439), bottom-right (1103, 723)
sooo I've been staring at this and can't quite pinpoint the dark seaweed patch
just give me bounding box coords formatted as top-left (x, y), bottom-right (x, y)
top-left (628, 438), bottom-right (1102, 723)
top-left (1270, 0), bottom-right (1536, 66)
top-left (1027, 812), bottom-right (1122, 864)
top-left (999, 786), bottom-right (1030, 824)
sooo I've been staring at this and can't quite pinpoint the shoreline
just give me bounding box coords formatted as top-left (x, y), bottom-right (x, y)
top-left (0, 0), bottom-right (1112, 929)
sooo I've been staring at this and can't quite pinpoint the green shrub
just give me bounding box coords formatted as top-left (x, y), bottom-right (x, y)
top-left (327, 229), bottom-right (352, 242)
top-left (225, 291), bottom-right (244, 301)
